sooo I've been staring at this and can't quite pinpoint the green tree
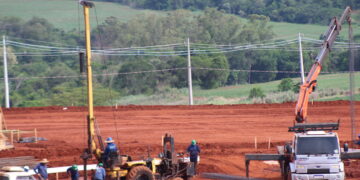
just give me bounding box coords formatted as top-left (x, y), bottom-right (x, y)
top-left (47, 82), bottom-right (120, 106)
top-left (114, 59), bottom-right (156, 95)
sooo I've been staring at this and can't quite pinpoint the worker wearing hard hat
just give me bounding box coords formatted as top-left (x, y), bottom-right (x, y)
top-left (67, 164), bottom-right (79, 180)
top-left (94, 163), bottom-right (106, 180)
top-left (34, 158), bottom-right (49, 180)
top-left (103, 137), bottom-right (119, 167)
top-left (187, 140), bottom-right (201, 175)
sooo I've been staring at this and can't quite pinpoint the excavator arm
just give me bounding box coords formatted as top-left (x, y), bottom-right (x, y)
top-left (295, 7), bottom-right (351, 123)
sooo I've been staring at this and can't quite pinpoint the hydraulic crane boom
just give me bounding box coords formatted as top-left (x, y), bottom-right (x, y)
top-left (295, 7), bottom-right (351, 123)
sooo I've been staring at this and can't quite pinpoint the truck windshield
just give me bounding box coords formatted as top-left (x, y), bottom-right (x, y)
top-left (296, 137), bottom-right (339, 155)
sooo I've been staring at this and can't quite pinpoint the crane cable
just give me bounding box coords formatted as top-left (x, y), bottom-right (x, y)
top-left (93, 5), bottom-right (121, 149)
top-left (76, 0), bottom-right (88, 149)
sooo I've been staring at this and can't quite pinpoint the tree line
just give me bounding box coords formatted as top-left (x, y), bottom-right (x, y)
top-left (94, 0), bottom-right (360, 24)
top-left (0, 8), bottom-right (356, 107)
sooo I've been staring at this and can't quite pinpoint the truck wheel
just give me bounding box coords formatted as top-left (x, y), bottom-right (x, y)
top-left (126, 166), bottom-right (155, 180)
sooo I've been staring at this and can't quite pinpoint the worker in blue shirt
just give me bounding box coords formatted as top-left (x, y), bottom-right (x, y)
top-left (94, 163), bottom-right (106, 180)
top-left (103, 137), bottom-right (119, 167)
top-left (187, 140), bottom-right (200, 175)
top-left (67, 164), bottom-right (80, 180)
top-left (356, 134), bottom-right (360, 145)
top-left (34, 158), bottom-right (49, 180)
top-left (104, 137), bottom-right (118, 156)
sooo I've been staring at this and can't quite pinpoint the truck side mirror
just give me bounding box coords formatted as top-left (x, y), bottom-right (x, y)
top-left (343, 143), bottom-right (349, 153)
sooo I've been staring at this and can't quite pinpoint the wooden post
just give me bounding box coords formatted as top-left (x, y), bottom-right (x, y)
top-left (268, 137), bottom-right (271, 149)
top-left (34, 128), bottom-right (38, 143)
top-left (245, 160), bottom-right (250, 177)
top-left (10, 130), bottom-right (13, 145)
top-left (17, 129), bottom-right (20, 142)
top-left (255, 136), bottom-right (257, 150)
top-left (56, 172), bottom-right (59, 180)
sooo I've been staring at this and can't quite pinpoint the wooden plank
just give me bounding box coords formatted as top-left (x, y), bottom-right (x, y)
top-left (341, 152), bottom-right (360, 160)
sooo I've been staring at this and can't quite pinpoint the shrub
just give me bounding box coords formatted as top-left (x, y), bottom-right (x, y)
top-left (249, 87), bottom-right (265, 99)
top-left (278, 78), bottom-right (294, 92)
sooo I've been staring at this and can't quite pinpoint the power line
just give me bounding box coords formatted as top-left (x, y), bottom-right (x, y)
top-left (4, 35), bottom-right (360, 57)
top-left (0, 67), bottom-right (357, 80)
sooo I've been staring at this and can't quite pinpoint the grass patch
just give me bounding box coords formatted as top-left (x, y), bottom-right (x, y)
top-left (114, 73), bottom-right (360, 105)
top-left (1, 0), bottom-right (359, 38)
top-left (116, 88), bottom-right (188, 105)
top-left (0, 0), bottom-right (164, 30)
top-left (194, 72), bottom-right (360, 99)
top-left (317, 93), bottom-right (360, 101)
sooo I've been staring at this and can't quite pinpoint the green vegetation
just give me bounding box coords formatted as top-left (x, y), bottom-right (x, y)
top-left (0, 0), bottom-right (359, 38)
top-left (115, 73), bottom-right (360, 105)
top-left (248, 87), bottom-right (265, 99)
top-left (278, 78), bottom-right (294, 92)
top-left (0, 0), bottom-right (164, 30)
top-left (0, 0), bottom-right (359, 107)
top-left (195, 72), bottom-right (360, 98)
top-left (96, 0), bottom-right (360, 25)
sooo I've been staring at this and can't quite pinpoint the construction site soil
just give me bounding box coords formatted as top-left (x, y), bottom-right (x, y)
top-left (1, 101), bottom-right (360, 179)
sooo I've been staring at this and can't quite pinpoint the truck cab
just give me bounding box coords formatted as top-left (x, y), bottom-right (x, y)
top-left (0, 166), bottom-right (35, 180)
top-left (289, 131), bottom-right (345, 180)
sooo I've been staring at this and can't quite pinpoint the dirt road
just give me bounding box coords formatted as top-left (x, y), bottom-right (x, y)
top-left (1, 101), bottom-right (359, 179)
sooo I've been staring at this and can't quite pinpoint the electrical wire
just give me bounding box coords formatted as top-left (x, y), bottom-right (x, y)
top-left (4, 35), bottom-right (360, 58)
top-left (0, 67), bottom-right (357, 81)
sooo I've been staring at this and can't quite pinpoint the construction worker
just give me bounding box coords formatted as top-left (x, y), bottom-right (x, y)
top-left (356, 134), bottom-right (360, 145)
top-left (34, 158), bottom-right (49, 180)
top-left (103, 137), bottom-right (119, 168)
top-left (94, 163), bottom-right (106, 180)
top-left (67, 164), bottom-right (79, 180)
top-left (187, 139), bottom-right (200, 175)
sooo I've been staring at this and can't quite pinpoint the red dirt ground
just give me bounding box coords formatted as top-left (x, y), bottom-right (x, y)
top-left (1, 101), bottom-right (360, 179)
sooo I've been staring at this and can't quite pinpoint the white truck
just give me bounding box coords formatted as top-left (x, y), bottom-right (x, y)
top-left (287, 130), bottom-right (344, 180)
top-left (0, 166), bottom-right (35, 180)
top-left (0, 165), bottom-right (97, 180)
top-left (244, 6), bottom-right (352, 180)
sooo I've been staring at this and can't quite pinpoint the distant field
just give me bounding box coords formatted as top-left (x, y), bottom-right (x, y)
top-left (0, 0), bottom-right (359, 39)
top-left (115, 73), bottom-right (360, 105)
top-left (195, 72), bottom-right (360, 98)
top-left (0, 0), bottom-right (164, 30)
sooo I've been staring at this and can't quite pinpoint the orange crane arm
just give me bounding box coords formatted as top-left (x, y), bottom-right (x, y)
top-left (295, 7), bottom-right (351, 123)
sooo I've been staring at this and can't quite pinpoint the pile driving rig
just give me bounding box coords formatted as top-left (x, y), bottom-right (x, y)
top-left (79, 1), bottom-right (194, 179)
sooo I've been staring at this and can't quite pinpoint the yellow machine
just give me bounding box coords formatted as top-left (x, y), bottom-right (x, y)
top-left (79, 1), bottom-right (195, 180)
top-left (79, 1), bottom-right (161, 179)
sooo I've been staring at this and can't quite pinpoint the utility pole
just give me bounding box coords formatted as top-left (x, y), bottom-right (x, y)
top-left (2, 36), bottom-right (10, 108)
top-left (348, 18), bottom-right (356, 143)
top-left (187, 38), bottom-right (193, 105)
top-left (298, 33), bottom-right (305, 84)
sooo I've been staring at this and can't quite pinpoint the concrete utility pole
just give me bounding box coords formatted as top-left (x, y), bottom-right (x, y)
top-left (2, 36), bottom-right (10, 108)
top-left (348, 20), bottom-right (356, 143)
top-left (298, 33), bottom-right (305, 84)
top-left (187, 38), bottom-right (193, 105)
